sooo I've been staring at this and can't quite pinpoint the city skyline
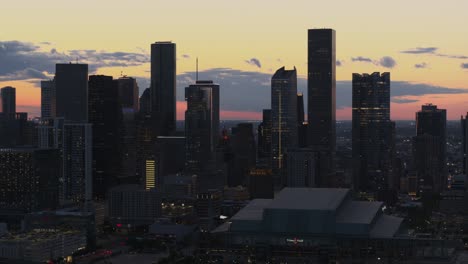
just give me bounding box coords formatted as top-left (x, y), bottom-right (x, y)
top-left (1, 1), bottom-right (468, 120)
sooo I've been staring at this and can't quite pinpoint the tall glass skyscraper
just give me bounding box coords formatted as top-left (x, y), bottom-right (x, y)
top-left (462, 113), bottom-right (468, 175)
top-left (307, 29), bottom-right (336, 187)
top-left (1, 86), bottom-right (16, 116)
top-left (185, 80), bottom-right (220, 174)
top-left (352, 72), bottom-right (395, 193)
top-left (271, 67), bottom-right (297, 187)
top-left (151, 42), bottom-right (176, 136)
top-left (55, 63), bottom-right (89, 122)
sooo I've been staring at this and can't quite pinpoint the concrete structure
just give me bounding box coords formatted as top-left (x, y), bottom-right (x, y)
top-left (108, 185), bottom-right (162, 226)
top-left (55, 63), bottom-right (89, 122)
top-left (286, 148), bottom-right (317, 187)
top-left (41, 80), bottom-right (56, 119)
top-left (1, 86), bottom-right (16, 116)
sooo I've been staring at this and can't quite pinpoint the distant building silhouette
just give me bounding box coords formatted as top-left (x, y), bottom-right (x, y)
top-left (229, 123), bottom-right (256, 186)
top-left (1, 86), bottom-right (16, 116)
top-left (55, 63), bottom-right (89, 122)
top-left (413, 104), bottom-right (447, 193)
top-left (297, 93), bottom-right (307, 147)
top-left (151, 42), bottom-right (176, 136)
top-left (257, 109), bottom-right (272, 166)
top-left (271, 67), bottom-right (297, 187)
top-left (352, 72), bottom-right (396, 193)
top-left (286, 148), bottom-right (317, 187)
top-left (185, 80), bottom-right (220, 174)
top-left (307, 29), bottom-right (336, 187)
top-left (41, 80), bottom-right (56, 119)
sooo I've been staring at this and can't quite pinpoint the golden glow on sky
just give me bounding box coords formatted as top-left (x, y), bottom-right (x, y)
top-left (0, 0), bottom-right (467, 119)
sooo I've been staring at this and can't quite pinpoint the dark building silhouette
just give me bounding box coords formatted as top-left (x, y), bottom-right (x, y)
top-left (185, 80), bottom-right (220, 174)
top-left (462, 113), bottom-right (468, 175)
top-left (307, 28), bottom-right (336, 187)
top-left (247, 168), bottom-right (274, 199)
top-left (352, 72), bottom-right (395, 193)
top-left (257, 109), bottom-right (272, 166)
top-left (413, 104), bottom-right (447, 193)
top-left (0, 148), bottom-right (60, 217)
top-left (151, 42), bottom-right (176, 136)
top-left (156, 136), bottom-right (186, 177)
top-left (229, 123), bottom-right (256, 187)
top-left (1, 86), bottom-right (16, 116)
top-left (41, 80), bottom-right (56, 119)
top-left (55, 63), bottom-right (89, 122)
top-left (139, 88), bottom-right (151, 115)
top-left (0, 112), bottom-right (33, 147)
top-left (286, 148), bottom-right (317, 187)
top-left (297, 93), bottom-right (307, 147)
top-left (271, 67), bottom-right (297, 187)
top-left (117, 77), bottom-right (139, 182)
top-left (88, 75), bottom-right (123, 199)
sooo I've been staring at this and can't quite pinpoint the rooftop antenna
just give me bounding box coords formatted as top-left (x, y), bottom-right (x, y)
top-left (196, 57), bottom-right (198, 82)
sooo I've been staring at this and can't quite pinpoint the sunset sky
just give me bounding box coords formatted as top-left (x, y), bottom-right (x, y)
top-left (1, 0), bottom-right (467, 120)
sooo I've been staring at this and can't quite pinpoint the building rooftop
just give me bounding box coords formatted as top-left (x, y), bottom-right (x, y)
top-left (336, 201), bottom-right (382, 224)
top-left (231, 199), bottom-right (271, 221)
top-left (267, 188), bottom-right (349, 211)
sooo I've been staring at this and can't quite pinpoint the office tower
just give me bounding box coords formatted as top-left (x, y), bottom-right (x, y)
top-left (108, 185), bottom-right (162, 226)
top-left (156, 136), bottom-right (186, 176)
top-left (88, 75), bottom-right (123, 199)
top-left (0, 148), bottom-right (60, 214)
top-left (62, 123), bottom-right (92, 206)
top-left (185, 80), bottom-right (220, 174)
top-left (139, 88), bottom-right (151, 115)
top-left (413, 104), bottom-right (447, 193)
top-left (352, 72), bottom-right (395, 192)
top-left (297, 93), bottom-right (308, 147)
top-left (151, 42), bottom-right (176, 136)
top-left (462, 113), bottom-right (468, 175)
top-left (41, 80), bottom-right (56, 119)
top-left (0, 112), bottom-right (32, 147)
top-left (196, 189), bottom-right (222, 232)
top-left (117, 77), bottom-right (139, 182)
top-left (37, 118), bottom-right (65, 149)
top-left (1, 86), bottom-right (16, 115)
top-left (307, 28), bottom-right (336, 187)
top-left (117, 76), bottom-right (139, 112)
top-left (271, 67), bottom-right (298, 187)
top-left (229, 123), bottom-right (256, 186)
top-left (286, 148), bottom-right (317, 187)
top-left (55, 63), bottom-right (88, 122)
top-left (257, 109), bottom-right (272, 165)
top-left (247, 168), bottom-right (274, 199)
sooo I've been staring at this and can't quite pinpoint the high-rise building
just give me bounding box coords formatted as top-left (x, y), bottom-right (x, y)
top-left (257, 109), bottom-right (272, 166)
top-left (462, 113), bottom-right (468, 175)
top-left (117, 76), bottom-right (139, 112)
top-left (151, 42), bottom-right (176, 136)
top-left (1, 86), bottom-right (16, 116)
top-left (55, 63), bottom-right (89, 122)
top-left (271, 67), bottom-right (297, 187)
top-left (88, 75), bottom-right (123, 199)
top-left (247, 168), bottom-right (274, 199)
top-left (352, 72), bottom-right (395, 192)
top-left (41, 80), bottom-right (56, 119)
top-left (185, 80), bottom-right (220, 174)
top-left (413, 104), bottom-right (447, 193)
top-left (229, 123), bottom-right (256, 186)
top-left (62, 123), bottom-right (92, 206)
top-left (297, 93), bottom-right (307, 147)
top-left (286, 148), bottom-right (317, 187)
top-left (307, 28), bottom-right (336, 187)
top-left (139, 88), bottom-right (151, 115)
top-left (0, 148), bottom-right (60, 214)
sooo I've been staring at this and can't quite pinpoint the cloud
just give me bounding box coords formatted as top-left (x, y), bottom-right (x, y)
top-left (392, 97), bottom-right (420, 104)
top-left (462, 63), bottom-right (468, 69)
top-left (336, 60), bottom-right (343, 67)
top-left (181, 54), bottom-right (190, 59)
top-left (245, 58), bottom-right (262, 68)
top-left (0, 40), bottom-right (149, 80)
top-left (0, 68), bottom-right (49, 81)
top-left (436, 54), bottom-right (468, 60)
top-left (379, 56), bottom-right (396, 68)
top-left (401, 47), bottom-right (438, 54)
top-left (414, 62), bottom-right (428, 69)
top-left (351, 56), bottom-right (373, 63)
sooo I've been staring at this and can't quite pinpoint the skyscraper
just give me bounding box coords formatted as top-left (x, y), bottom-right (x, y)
top-left (271, 67), bottom-right (298, 187)
top-left (286, 148), bottom-right (317, 187)
top-left (41, 80), bottom-right (56, 119)
top-left (185, 80), bottom-right (220, 174)
top-left (230, 123), bottom-right (256, 186)
top-left (117, 76), bottom-right (139, 112)
top-left (151, 42), bottom-right (176, 136)
top-left (307, 28), bottom-right (336, 186)
top-left (413, 104), bottom-right (447, 193)
top-left (257, 109), bottom-right (272, 166)
top-left (1, 86), bottom-right (16, 116)
top-left (352, 72), bottom-right (395, 192)
top-left (88, 75), bottom-right (123, 199)
top-left (297, 93), bottom-right (307, 147)
top-left (55, 63), bottom-right (89, 122)
top-left (462, 113), bottom-right (468, 175)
